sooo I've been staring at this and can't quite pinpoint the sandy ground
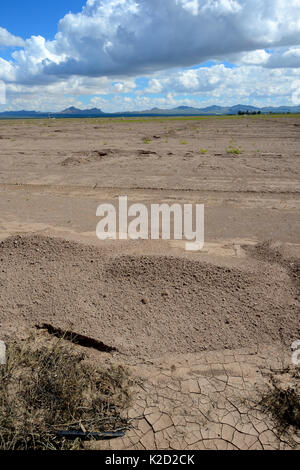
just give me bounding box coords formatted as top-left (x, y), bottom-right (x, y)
top-left (0, 115), bottom-right (299, 450)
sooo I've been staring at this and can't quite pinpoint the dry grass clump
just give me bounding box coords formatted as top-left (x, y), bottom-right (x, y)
top-left (259, 370), bottom-right (300, 435)
top-left (0, 338), bottom-right (131, 450)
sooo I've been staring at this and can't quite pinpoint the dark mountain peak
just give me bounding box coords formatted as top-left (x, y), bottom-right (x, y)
top-left (88, 107), bottom-right (103, 113)
top-left (175, 105), bottom-right (193, 110)
top-left (61, 106), bottom-right (81, 113)
top-left (60, 107), bottom-right (103, 115)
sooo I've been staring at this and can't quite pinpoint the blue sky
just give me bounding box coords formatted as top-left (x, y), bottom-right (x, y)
top-left (0, 0), bottom-right (300, 112)
top-left (1, 1), bottom-right (85, 40)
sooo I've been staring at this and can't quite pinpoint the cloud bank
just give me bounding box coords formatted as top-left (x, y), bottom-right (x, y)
top-left (0, 0), bottom-right (300, 110)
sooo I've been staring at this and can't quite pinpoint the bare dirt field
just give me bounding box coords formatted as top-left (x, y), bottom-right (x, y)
top-left (0, 115), bottom-right (299, 450)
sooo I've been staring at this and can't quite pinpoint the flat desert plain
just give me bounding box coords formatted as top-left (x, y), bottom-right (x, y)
top-left (0, 115), bottom-right (299, 450)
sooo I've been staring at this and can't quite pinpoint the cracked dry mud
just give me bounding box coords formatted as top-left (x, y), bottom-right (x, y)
top-left (0, 115), bottom-right (299, 450)
top-left (92, 345), bottom-right (300, 451)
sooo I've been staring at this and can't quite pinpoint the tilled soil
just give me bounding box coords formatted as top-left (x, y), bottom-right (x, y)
top-left (1, 115), bottom-right (300, 192)
top-left (1, 235), bottom-right (299, 357)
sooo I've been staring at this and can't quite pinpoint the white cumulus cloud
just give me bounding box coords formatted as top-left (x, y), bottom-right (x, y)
top-left (0, 27), bottom-right (25, 47)
top-left (1, 0), bottom-right (300, 110)
top-left (1, 0), bottom-right (300, 85)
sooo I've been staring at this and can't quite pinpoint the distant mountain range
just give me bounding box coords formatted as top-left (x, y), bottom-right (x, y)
top-left (1, 104), bottom-right (300, 118)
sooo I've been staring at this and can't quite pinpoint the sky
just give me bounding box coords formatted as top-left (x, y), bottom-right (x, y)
top-left (0, 0), bottom-right (300, 112)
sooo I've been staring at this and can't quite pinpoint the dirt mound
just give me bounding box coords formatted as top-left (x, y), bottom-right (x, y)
top-left (244, 240), bottom-right (300, 295)
top-left (61, 150), bottom-right (113, 166)
top-left (137, 150), bottom-right (158, 157)
top-left (61, 156), bottom-right (82, 166)
top-left (0, 235), bottom-right (299, 357)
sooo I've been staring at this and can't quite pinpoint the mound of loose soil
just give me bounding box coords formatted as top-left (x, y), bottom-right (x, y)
top-left (61, 150), bottom-right (112, 166)
top-left (0, 235), bottom-right (299, 357)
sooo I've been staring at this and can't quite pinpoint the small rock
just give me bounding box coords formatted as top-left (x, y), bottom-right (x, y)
top-left (162, 290), bottom-right (170, 297)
